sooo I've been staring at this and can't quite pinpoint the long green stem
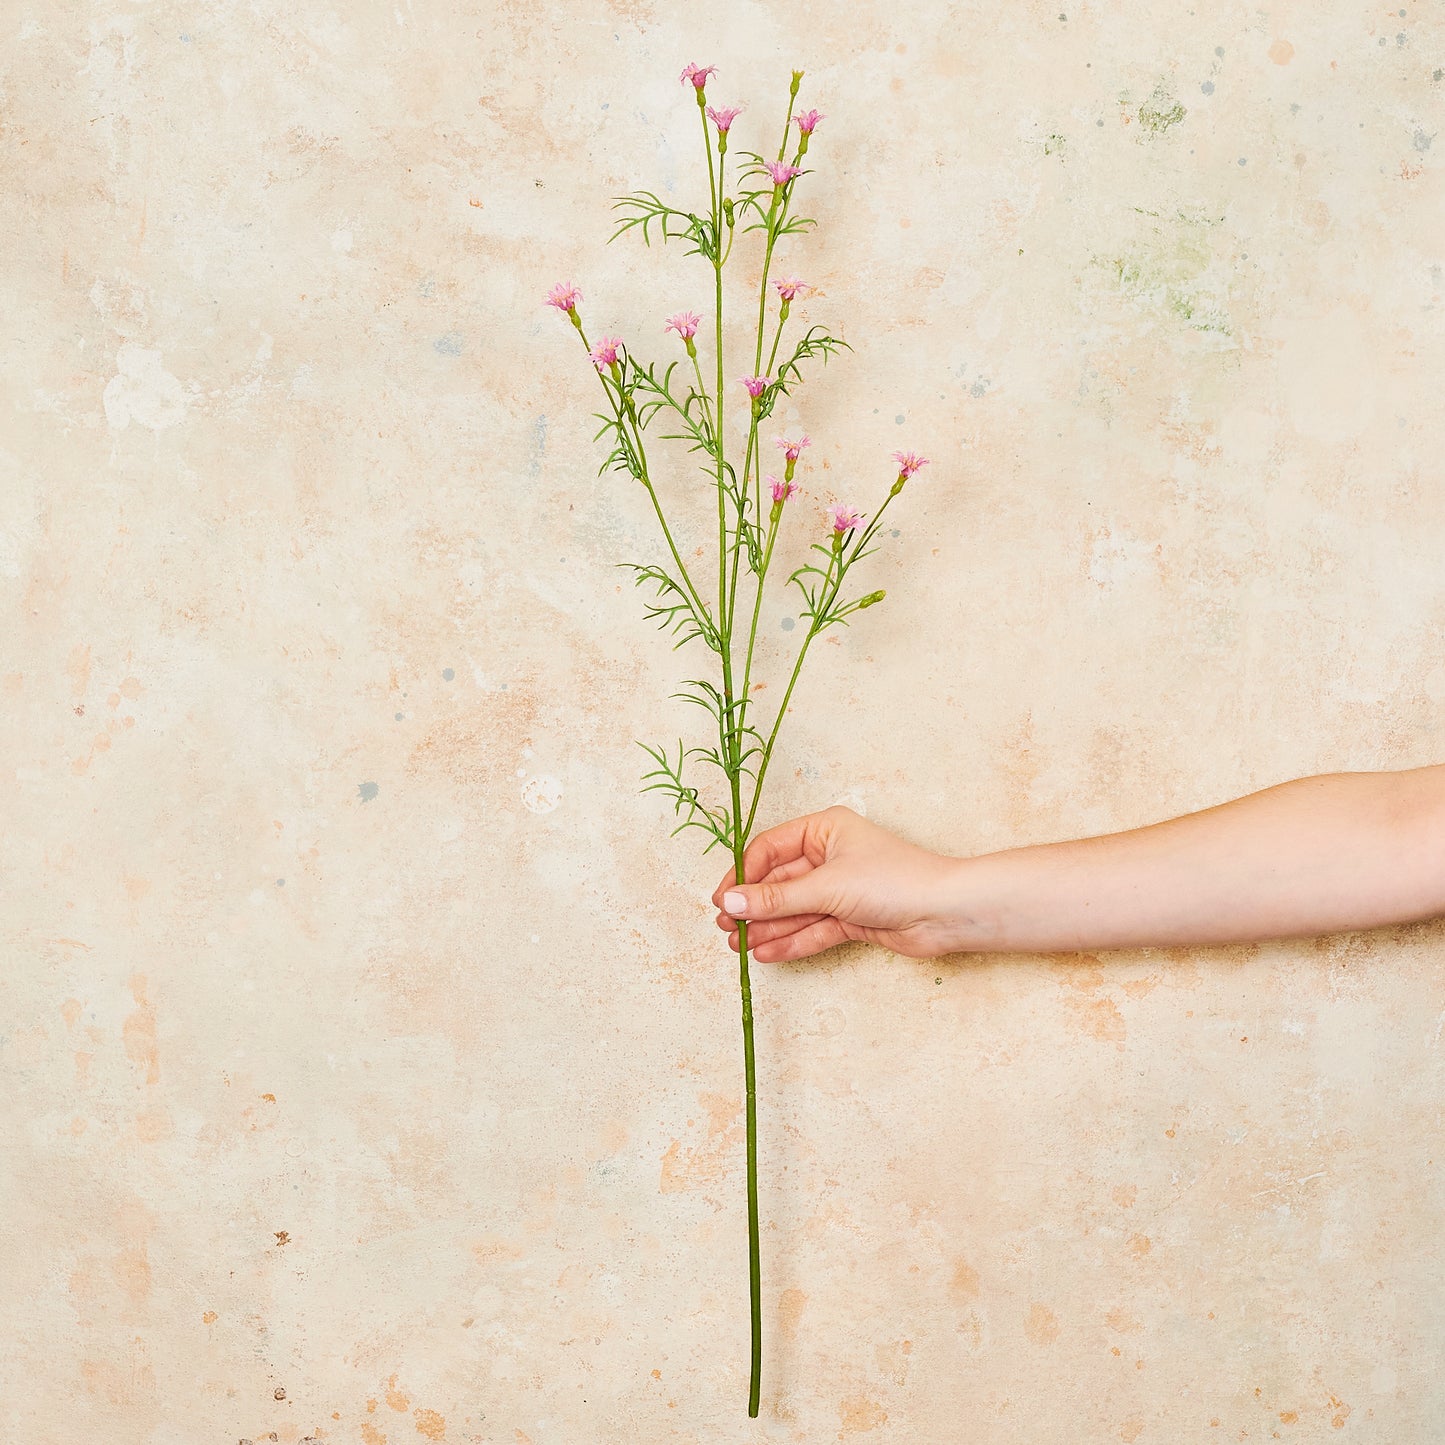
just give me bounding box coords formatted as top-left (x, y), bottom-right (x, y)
top-left (737, 907), bottom-right (760, 1418)
top-left (742, 565), bottom-right (833, 839)
top-left (738, 509), bottom-right (780, 729)
top-left (701, 95), bottom-right (762, 1419)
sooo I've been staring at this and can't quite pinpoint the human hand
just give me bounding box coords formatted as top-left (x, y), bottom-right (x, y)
top-left (711, 805), bottom-right (967, 962)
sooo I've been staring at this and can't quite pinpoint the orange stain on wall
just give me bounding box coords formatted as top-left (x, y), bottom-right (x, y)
top-left (414, 1408), bottom-right (446, 1439)
top-left (122, 974), bottom-right (159, 1084)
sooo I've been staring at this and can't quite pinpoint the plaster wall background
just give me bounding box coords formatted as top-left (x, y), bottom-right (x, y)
top-left (4, 1), bottom-right (1445, 1440)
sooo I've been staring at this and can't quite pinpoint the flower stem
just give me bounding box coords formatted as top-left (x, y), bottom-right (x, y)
top-left (739, 510), bottom-right (780, 745)
top-left (704, 95), bottom-right (762, 1417)
top-left (735, 906), bottom-right (761, 1419)
top-left (743, 545), bottom-right (841, 838)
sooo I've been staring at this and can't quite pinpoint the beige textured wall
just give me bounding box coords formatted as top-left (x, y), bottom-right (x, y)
top-left (4, 1), bottom-right (1445, 1440)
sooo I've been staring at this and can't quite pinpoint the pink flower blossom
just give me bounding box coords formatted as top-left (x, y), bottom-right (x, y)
top-left (773, 433), bottom-right (811, 462)
top-left (768, 475), bottom-right (798, 504)
top-left (739, 374), bottom-right (771, 399)
top-left (826, 502), bottom-right (863, 533)
top-left (545, 281), bottom-right (582, 313)
top-left (762, 160), bottom-right (802, 187)
top-left (679, 62), bottom-right (717, 90)
top-left (772, 276), bottom-right (808, 302)
top-left (588, 336), bottom-right (623, 372)
top-left (706, 105), bottom-right (743, 133)
top-left (891, 450), bottom-right (930, 479)
top-left (793, 109), bottom-right (825, 136)
top-left (664, 310), bottom-right (701, 340)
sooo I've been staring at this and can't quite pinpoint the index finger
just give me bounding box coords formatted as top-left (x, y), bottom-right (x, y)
top-left (711, 811), bottom-right (830, 907)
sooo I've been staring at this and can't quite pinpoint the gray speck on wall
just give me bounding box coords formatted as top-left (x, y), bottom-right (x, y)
top-left (1414, 129), bottom-right (1433, 151)
top-left (433, 332), bottom-right (464, 356)
top-left (1201, 80), bottom-right (1215, 94)
top-left (781, 617), bottom-right (796, 631)
top-left (358, 781), bottom-right (379, 802)
top-left (443, 667), bottom-right (455, 680)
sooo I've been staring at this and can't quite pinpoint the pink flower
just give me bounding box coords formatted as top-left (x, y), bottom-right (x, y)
top-left (774, 433), bottom-right (811, 462)
top-left (891, 450), bottom-right (930, 479)
top-left (762, 159), bottom-right (802, 187)
top-left (826, 502), bottom-right (863, 533)
top-left (768, 475), bottom-right (798, 504)
top-left (772, 276), bottom-right (808, 302)
top-left (679, 62), bottom-right (717, 90)
top-left (706, 104), bottom-right (743, 133)
top-left (793, 109), bottom-right (825, 136)
top-left (545, 281), bottom-right (582, 313)
top-left (588, 336), bottom-right (623, 372)
top-left (664, 310), bottom-right (701, 340)
top-left (739, 374), bottom-right (771, 398)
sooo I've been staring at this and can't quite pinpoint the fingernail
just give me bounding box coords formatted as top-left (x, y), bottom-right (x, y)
top-left (723, 889), bottom-right (748, 917)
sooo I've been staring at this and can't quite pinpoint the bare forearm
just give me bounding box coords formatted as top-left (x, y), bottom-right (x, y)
top-left (943, 765), bottom-right (1445, 953)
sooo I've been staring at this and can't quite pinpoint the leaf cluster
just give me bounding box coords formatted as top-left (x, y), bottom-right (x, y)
top-left (611, 191), bottom-right (722, 262)
top-left (637, 739), bottom-right (733, 852)
top-left (619, 562), bottom-right (720, 653)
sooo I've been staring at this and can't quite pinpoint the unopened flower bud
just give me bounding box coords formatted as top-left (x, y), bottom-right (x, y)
top-left (858, 590), bottom-right (886, 609)
top-left (723, 197), bottom-right (735, 228)
top-left (790, 70), bottom-right (804, 96)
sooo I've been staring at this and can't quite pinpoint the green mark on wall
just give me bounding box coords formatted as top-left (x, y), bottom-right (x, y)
top-left (1115, 79), bottom-right (1184, 136)
top-left (1091, 205), bottom-right (1233, 338)
top-left (1138, 80), bottom-right (1187, 134)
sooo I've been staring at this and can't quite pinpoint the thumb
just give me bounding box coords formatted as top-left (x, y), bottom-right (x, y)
top-left (722, 869), bottom-right (832, 922)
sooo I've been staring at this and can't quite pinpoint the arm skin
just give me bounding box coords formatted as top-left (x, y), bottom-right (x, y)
top-left (956, 764), bottom-right (1445, 953)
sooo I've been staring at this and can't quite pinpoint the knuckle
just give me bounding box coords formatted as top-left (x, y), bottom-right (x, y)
top-left (757, 882), bottom-right (784, 915)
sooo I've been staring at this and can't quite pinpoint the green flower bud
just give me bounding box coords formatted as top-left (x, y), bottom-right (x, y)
top-left (723, 197), bottom-right (735, 228)
top-left (858, 590), bottom-right (886, 609)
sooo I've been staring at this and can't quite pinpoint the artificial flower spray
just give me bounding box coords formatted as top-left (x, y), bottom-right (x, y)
top-left (547, 63), bottom-right (927, 1418)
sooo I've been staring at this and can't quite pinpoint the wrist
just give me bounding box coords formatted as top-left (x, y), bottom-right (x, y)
top-left (926, 851), bottom-right (1006, 955)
